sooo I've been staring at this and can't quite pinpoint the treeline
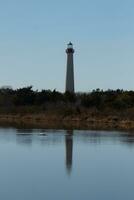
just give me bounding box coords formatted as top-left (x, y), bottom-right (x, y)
top-left (80, 89), bottom-right (134, 110)
top-left (0, 86), bottom-right (76, 107)
top-left (0, 86), bottom-right (134, 111)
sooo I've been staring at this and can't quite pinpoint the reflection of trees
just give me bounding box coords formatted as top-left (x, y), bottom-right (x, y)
top-left (65, 130), bottom-right (73, 174)
top-left (119, 132), bottom-right (134, 145)
top-left (17, 129), bottom-right (34, 134)
top-left (16, 129), bottom-right (34, 145)
top-left (14, 128), bottom-right (134, 177)
top-left (76, 131), bottom-right (134, 147)
top-left (16, 134), bottom-right (33, 145)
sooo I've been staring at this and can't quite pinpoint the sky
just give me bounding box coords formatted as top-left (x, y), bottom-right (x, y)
top-left (0, 0), bottom-right (134, 92)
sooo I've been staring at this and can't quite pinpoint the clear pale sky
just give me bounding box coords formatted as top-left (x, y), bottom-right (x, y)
top-left (0, 0), bottom-right (134, 92)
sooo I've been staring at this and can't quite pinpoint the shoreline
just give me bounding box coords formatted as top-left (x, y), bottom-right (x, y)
top-left (0, 114), bottom-right (133, 131)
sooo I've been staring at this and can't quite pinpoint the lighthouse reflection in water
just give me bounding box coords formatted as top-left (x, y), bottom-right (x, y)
top-left (16, 129), bottom-right (74, 174)
top-left (65, 130), bottom-right (73, 174)
top-left (0, 128), bottom-right (134, 200)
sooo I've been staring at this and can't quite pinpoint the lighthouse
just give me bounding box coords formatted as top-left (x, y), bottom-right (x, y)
top-left (65, 42), bottom-right (75, 93)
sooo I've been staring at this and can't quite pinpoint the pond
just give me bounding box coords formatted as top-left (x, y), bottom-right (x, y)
top-left (0, 128), bottom-right (134, 200)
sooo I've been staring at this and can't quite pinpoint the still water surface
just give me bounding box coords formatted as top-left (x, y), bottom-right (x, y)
top-left (0, 128), bottom-right (134, 200)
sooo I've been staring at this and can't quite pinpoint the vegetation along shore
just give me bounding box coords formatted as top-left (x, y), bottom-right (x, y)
top-left (0, 86), bottom-right (134, 130)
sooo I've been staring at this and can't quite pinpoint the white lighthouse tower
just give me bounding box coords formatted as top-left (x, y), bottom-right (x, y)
top-left (65, 42), bottom-right (75, 93)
